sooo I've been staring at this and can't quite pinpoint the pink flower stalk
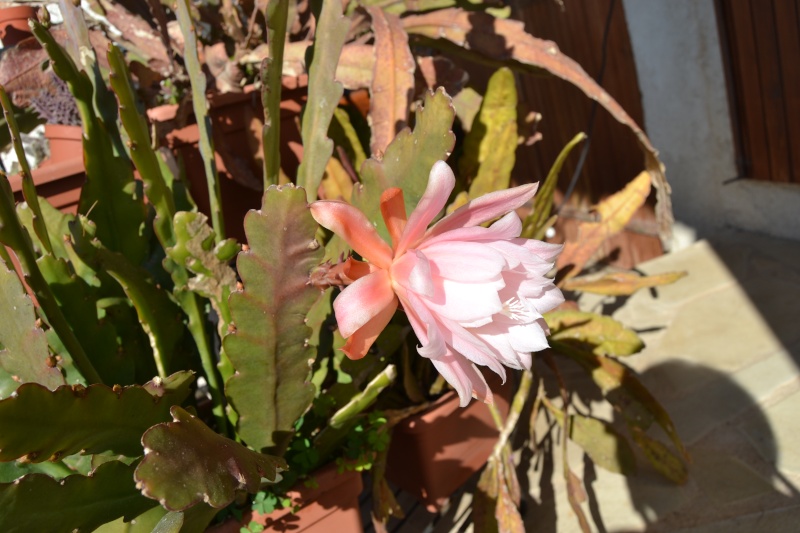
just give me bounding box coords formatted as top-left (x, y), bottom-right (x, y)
top-left (310, 161), bottom-right (564, 406)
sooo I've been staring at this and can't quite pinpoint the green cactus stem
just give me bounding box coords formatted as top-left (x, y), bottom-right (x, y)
top-left (175, 0), bottom-right (225, 242)
top-left (0, 86), bottom-right (52, 255)
top-left (0, 173), bottom-right (102, 385)
top-left (262, 0), bottom-right (290, 189)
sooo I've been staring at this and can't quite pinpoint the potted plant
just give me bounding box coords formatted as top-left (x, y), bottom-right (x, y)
top-left (0, 4), bottom-right (36, 47)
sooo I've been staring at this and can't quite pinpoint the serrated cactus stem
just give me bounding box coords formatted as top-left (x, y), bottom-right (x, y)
top-left (261, 0), bottom-right (290, 189)
top-left (0, 173), bottom-right (102, 385)
top-left (181, 292), bottom-right (230, 437)
top-left (175, 0), bottom-right (225, 242)
top-left (0, 86), bottom-right (53, 256)
top-left (107, 44), bottom-right (177, 248)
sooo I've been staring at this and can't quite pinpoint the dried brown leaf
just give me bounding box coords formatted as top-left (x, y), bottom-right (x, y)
top-left (367, 7), bottom-right (415, 156)
top-left (562, 270), bottom-right (688, 296)
top-left (556, 171), bottom-right (651, 281)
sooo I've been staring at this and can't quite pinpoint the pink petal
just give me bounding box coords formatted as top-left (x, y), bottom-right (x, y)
top-left (341, 297), bottom-right (398, 359)
top-left (427, 183), bottom-right (539, 238)
top-left (396, 161), bottom-right (455, 256)
top-left (408, 250), bottom-right (435, 298)
top-left (525, 284), bottom-right (565, 314)
top-left (431, 353), bottom-right (493, 407)
top-left (310, 201), bottom-right (393, 269)
top-left (333, 270), bottom-right (395, 338)
top-left (419, 211), bottom-right (522, 248)
top-left (507, 322), bottom-right (549, 354)
top-left (417, 320), bottom-right (446, 359)
top-left (380, 188), bottom-right (407, 252)
top-left (515, 238), bottom-right (563, 262)
top-left (422, 241), bottom-right (506, 283)
top-left (437, 315), bottom-right (507, 380)
top-left (426, 278), bottom-right (504, 325)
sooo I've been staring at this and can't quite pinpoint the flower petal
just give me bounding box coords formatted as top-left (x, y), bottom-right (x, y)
top-left (419, 211), bottom-right (522, 248)
top-left (396, 161), bottom-right (455, 255)
top-left (431, 353), bottom-right (493, 407)
top-left (426, 278), bottom-right (504, 324)
top-left (409, 250), bottom-right (435, 298)
top-left (341, 297), bottom-right (398, 360)
top-left (310, 200), bottom-right (393, 269)
top-left (380, 188), bottom-right (407, 252)
top-left (427, 182), bottom-right (539, 238)
top-left (333, 270), bottom-right (395, 338)
top-left (422, 241), bottom-right (506, 283)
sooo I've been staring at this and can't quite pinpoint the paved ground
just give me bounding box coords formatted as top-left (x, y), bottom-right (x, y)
top-left (380, 229), bottom-right (800, 532)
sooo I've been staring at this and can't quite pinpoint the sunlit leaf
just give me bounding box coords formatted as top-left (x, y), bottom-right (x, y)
top-left (135, 406), bottom-right (287, 511)
top-left (562, 271), bottom-right (688, 296)
top-left (546, 310), bottom-right (644, 357)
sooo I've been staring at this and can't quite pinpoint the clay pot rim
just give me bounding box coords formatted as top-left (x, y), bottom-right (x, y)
top-left (0, 5), bottom-right (38, 19)
top-left (44, 123), bottom-right (83, 140)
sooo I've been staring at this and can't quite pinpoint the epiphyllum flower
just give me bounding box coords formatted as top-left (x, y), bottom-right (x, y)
top-left (310, 161), bottom-right (564, 406)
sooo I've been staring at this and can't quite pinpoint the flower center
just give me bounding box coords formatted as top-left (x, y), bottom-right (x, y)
top-left (500, 297), bottom-right (533, 322)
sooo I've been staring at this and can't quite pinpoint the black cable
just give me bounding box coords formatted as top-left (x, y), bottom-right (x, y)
top-left (558, 0), bottom-right (617, 212)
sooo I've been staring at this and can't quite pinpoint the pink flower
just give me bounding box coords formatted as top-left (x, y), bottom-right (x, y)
top-left (310, 161), bottom-right (564, 406)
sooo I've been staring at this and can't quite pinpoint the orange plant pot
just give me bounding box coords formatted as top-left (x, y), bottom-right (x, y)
top-left (10, 124), bottom-right (85, 214)
top-left (0, 6), bottom-right (36, 47)
top-left (207, 463), bottom-right (364, 533)
top-left (385, 377), bottom-right (512, 512)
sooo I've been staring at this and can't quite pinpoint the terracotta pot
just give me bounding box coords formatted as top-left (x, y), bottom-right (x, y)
top-left (207, 463), bottom-right (364, 533)
top-left (0, 5), bottom-right (36, 47)
top-left (385, 376), bottom-right (512, 512)
top-left (148, 80), bottom-right (306, 243)
top-left (9, 124), bottom-right (85, 214)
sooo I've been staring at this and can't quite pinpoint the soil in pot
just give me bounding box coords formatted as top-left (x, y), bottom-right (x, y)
top-left (207, 463), bottom-right (364, 533)
top-left (384, 374), bottom-right (512, 512)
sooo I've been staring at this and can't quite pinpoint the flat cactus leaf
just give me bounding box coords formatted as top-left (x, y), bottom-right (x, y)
top-left (16, 199), bottom-right (73, 261)
top-left (94, 505), bottom-right (169, 533)
top-left (224, 185), bottom-right (322, 453)
top-left (0, 263), bottom-right (65, 392)
top-left (107, 44), bottom-right (176, 249)
top-left (0, 460), bottom-right (156, 533)
top-left (167, 211), bottom-right (237, 320)
top-left (545, 310), bottom-right (644, 357)
top-left (71, 217), bottom-right (192, 378)
top-left (149, 504), bottom-right (219, 533)
top-left (261, 0), bottom-right (291, 188)
top-left (366, 7), bottom-right (415, 156)
top-left (0, 372), bottom-right (193, 462)
top-left (352, 88), bottom-right (456, 242)
top-left (458, 67), bottom-right (517, 199)
top-left (296, 0), bottom-right (350, 199)
top-left (134, 406), bottom-right (287, 511)
top-left (521, 132), bottom-right (586, 240)
top-left (30, 21), bottom-right (147, 265)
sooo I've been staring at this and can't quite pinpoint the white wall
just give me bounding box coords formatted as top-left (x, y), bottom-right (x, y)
top-left (622, 0), bottom-right (800, 242)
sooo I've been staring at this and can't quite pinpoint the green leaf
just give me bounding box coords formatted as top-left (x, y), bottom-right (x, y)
top-left (551, 340), bottom-right (688, 464)
top-left (562, 271), bottom-right (688, 296)
top-left (569, 414), bottom-right (637, 476)
top-left (521, 132), bottom-right (586, 240)
top-left (30, 21), bottom-right (148, 265)
top-left (0, 460), bottom-right (157, 533)
top-left (95, 505), bottom-right (169, 533)
top-left (150, 504), bottom-right (219, 533)
top-left (629, 427), bottom-right (688, 484)
top-left (174, 0), bottom-right (225, 240)
top-left (329, 365), bottom-right (397, 429)
top-left (352, 88), bottom-right (456, 242)
top-left (330, 107), bottom-right (367, 176)
top-left (261, 0), bottom-right (290, 188)
top-left (0, 372), bottom-right (193, 462)
top-left (0, 262), bottom-right (65, 391)
top-left (15, 199), bottom-right (73, 261)
top-left (167, 211), bottom-right (237, 317)
top-left (134, 406), bottom-right (287, 511)
top-left (71, 218), bottom-right (192, 378)
top-left (459, 67), bottom-right (517, 199)
top-left (108, 44), bottom-right (177, 249)
top-left (224, 185), bottom-right (322, 453)
top-left (296, 0), bottom-right (350, 198)
top-left (546, 310), bottom-right (644, 357)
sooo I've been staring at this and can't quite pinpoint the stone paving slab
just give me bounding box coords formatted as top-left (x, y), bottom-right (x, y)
top-left (535, 230), bottom-right (800, 532)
